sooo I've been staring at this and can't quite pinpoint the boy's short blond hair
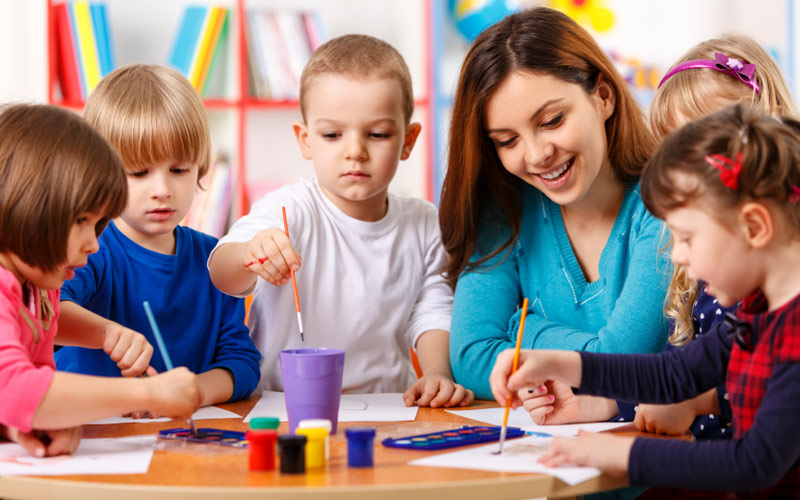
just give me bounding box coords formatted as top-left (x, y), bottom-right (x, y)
top-left (299, 34), bottom-right (414, 124)
top-left (84, 64), bottom-right (211, 180)
top-left (0, 104), bottom-right (127, 272)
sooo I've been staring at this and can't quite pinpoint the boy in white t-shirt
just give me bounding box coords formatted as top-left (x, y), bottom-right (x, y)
top-left (208, 35), bottom-right (473, 407)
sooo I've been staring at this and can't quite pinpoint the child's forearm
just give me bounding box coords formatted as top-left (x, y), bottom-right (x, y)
top-left (686, 388), bottom-right (721, 416)
top-left (32, 372), bottom-right (156, 428)
top-left (196, 368), bottom-right (234, 406)
top-left (208, 242), bottom-right (257, 296)
top-left (55, 301), bottom-right (110, 348)
top-left (576, 395), bottom-right (619, 422)
top-left (415, 330), bottom-right (454, 378)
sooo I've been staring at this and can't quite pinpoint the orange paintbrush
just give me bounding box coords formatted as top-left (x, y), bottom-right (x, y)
top-left (282, 206), bottom-right (304, 342)
top-left (495, 297), bottom-right (528, 454)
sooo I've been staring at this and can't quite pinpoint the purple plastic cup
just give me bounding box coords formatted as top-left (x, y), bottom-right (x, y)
top-left (279, 348), bottom-right (345, 434)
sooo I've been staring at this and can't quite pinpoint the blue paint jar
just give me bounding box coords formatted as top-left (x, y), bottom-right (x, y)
top-left (345, 427), bottom-right (376, 467)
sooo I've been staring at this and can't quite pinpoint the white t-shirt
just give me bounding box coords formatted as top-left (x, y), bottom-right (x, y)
top-left (212, 178), bottom-right (453, 393)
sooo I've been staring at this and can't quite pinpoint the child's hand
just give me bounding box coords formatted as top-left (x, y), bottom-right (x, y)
top-left (102, 323), bottom-right (156, 377)
top-left (490, 349), bottom-right (581, 409)
top-left (243, 228), bottom-right (302, 286)
top-left (520, 380), bottom-right (581, 424)
top-left (538, 430), bottom-right (634, 477)
top-left (145, 367), bottom-right (200, 419)
top-left (403, 374), bottom-right (475, 408)
top-left (634, 401), bottom-right (696, 436)
top-left (4, 426), bottom-right (82, 457)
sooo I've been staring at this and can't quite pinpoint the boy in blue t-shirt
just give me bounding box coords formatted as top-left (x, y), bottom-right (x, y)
top-left (55, 65), bottom-right (261, 407)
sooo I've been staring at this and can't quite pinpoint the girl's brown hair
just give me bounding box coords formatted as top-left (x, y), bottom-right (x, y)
top-left (642, 105), bottom-right (800, 341)
top-left (439, 6), bottom-right (656, 287)
top-left (0, 104), bottom-right (127, 272)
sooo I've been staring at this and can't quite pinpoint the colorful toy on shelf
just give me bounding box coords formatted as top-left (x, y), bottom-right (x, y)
top-left (449, 0), bottom-right (519, 42)
top-left (548, 0), bottom-right (614, 32)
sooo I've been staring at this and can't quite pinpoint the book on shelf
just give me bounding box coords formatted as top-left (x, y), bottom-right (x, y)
top-left (244, 8), bottom-right (326, 100)
top-left (168, 5), bottom-right (229, 95)
top-left (182, 159), bottom-right (232, 238)
top-left (53, 1), bottom-right (114, 102)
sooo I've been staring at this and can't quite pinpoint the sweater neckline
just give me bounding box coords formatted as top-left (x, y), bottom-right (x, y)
top-left (549, 181), bottom-right (637, 293)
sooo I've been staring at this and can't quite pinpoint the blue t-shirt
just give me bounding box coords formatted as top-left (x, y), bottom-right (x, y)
top-left (451, 181), bottom-right (672, 399)
top-left (56, 222), bottom-right (261, 402)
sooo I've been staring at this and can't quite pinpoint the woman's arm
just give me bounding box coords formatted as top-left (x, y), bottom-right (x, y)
top-left (450, 245), bottom-right (522, 400)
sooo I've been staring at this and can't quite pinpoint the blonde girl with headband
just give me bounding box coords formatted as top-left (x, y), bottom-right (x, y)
top-left (490, 104), bottom-right (800, 497)
top-left (632, 35), bottom-right (799, 445)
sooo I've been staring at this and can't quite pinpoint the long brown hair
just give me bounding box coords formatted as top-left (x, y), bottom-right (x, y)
top-left (439, 7), bottom-right (656, 288)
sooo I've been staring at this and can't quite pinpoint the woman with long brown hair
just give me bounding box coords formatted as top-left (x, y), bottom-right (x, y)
top-left (440, 7), bottom-right (671, 415)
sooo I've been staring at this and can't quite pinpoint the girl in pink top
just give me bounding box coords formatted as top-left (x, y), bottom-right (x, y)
top-left (0, 104), bottom-right (200, 458)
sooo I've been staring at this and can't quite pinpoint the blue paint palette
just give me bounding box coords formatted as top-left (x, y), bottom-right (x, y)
top-left (158, 427), bottom-right (248, 448)
top-left (381, 425), bottom-right (526, 451)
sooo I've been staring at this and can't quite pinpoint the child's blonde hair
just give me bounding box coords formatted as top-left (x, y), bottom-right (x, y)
top-left (642, 104), bottom-right (800, 302)
top-left (299, 34), bottom-right (414, 124)
top-left (651, 35), bottom-right (797, 345)
top-left (0, 104), bottom-right (127, 272)
top-left (651, 34), bottom-right (797, 140)
top-left (83, 64), bottom-right (211, 182)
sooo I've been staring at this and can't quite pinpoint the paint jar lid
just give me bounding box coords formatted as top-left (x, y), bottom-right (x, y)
top-left (246, 429), bottom-right (277, 443)
top-left (250, 417), bottom-right (280, 430)
top-left (298, 418), bottom-right (332, 431)
top-left (296, 427), bottom-right (328, 441)
top-left (345, 427), bottom-right (376, 441)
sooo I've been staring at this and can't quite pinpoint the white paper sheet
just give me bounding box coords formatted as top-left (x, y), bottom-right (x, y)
top-left (446, 407), bottom-right (631, 436)
top-left (0, 435), bottom-right (157, 476)
top-left (87, 405), bottom-right (241, 425)
top-left (409, 435), bottom-right (600, 486)
top-left (244, 391), bottom-right (419, 423)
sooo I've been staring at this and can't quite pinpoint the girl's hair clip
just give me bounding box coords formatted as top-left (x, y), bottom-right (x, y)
top-left (658, 52), bottom-right (761, 95)
top-left (789, 186), bottom-right (800, 204)
top-left (705, 152), bottom-right (743, 190)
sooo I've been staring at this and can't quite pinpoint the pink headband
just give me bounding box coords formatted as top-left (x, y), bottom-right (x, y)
top-left (658, 52), bottom-right (761, 95)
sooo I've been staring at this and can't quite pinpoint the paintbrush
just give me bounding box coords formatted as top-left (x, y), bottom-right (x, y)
top-left (281, 206), bottom-right (305, 342)
top-left (494, 297), bottom-right (529, 455)
top-left (143, 300), bottom-right (198, 436)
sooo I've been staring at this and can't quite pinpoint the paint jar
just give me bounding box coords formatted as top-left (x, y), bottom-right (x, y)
top-left (278, 434), bottom-right (307, 474)
top-left (298, 418), bottom-right (332, 459)
top-left (245, 429), bottom-right (277, 471)
top-left (296, 427), bottom-right (328, 469)
top-left (345, 427), bottom-right (376, 467)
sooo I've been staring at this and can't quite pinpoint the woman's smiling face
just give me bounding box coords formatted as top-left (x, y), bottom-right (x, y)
top-left (484, 71), bottom-right (616, 208)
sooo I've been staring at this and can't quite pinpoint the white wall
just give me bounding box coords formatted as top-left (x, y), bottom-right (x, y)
top-left (0, 0), bottom-right (48, 103)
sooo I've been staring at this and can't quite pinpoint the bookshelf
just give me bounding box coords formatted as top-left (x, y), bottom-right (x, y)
top-left (46, 0), bottom-right (437, 226)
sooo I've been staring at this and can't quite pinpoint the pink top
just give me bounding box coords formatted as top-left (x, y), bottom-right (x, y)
top-left (0, 266), bottom-right (59, 432)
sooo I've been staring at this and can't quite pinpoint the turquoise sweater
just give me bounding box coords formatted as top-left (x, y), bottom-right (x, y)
top-left (451, 182), bottom-right (672, 399)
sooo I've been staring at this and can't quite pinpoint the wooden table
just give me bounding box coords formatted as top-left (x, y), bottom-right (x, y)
top-left (0, 398), bottom-right (630, 500)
